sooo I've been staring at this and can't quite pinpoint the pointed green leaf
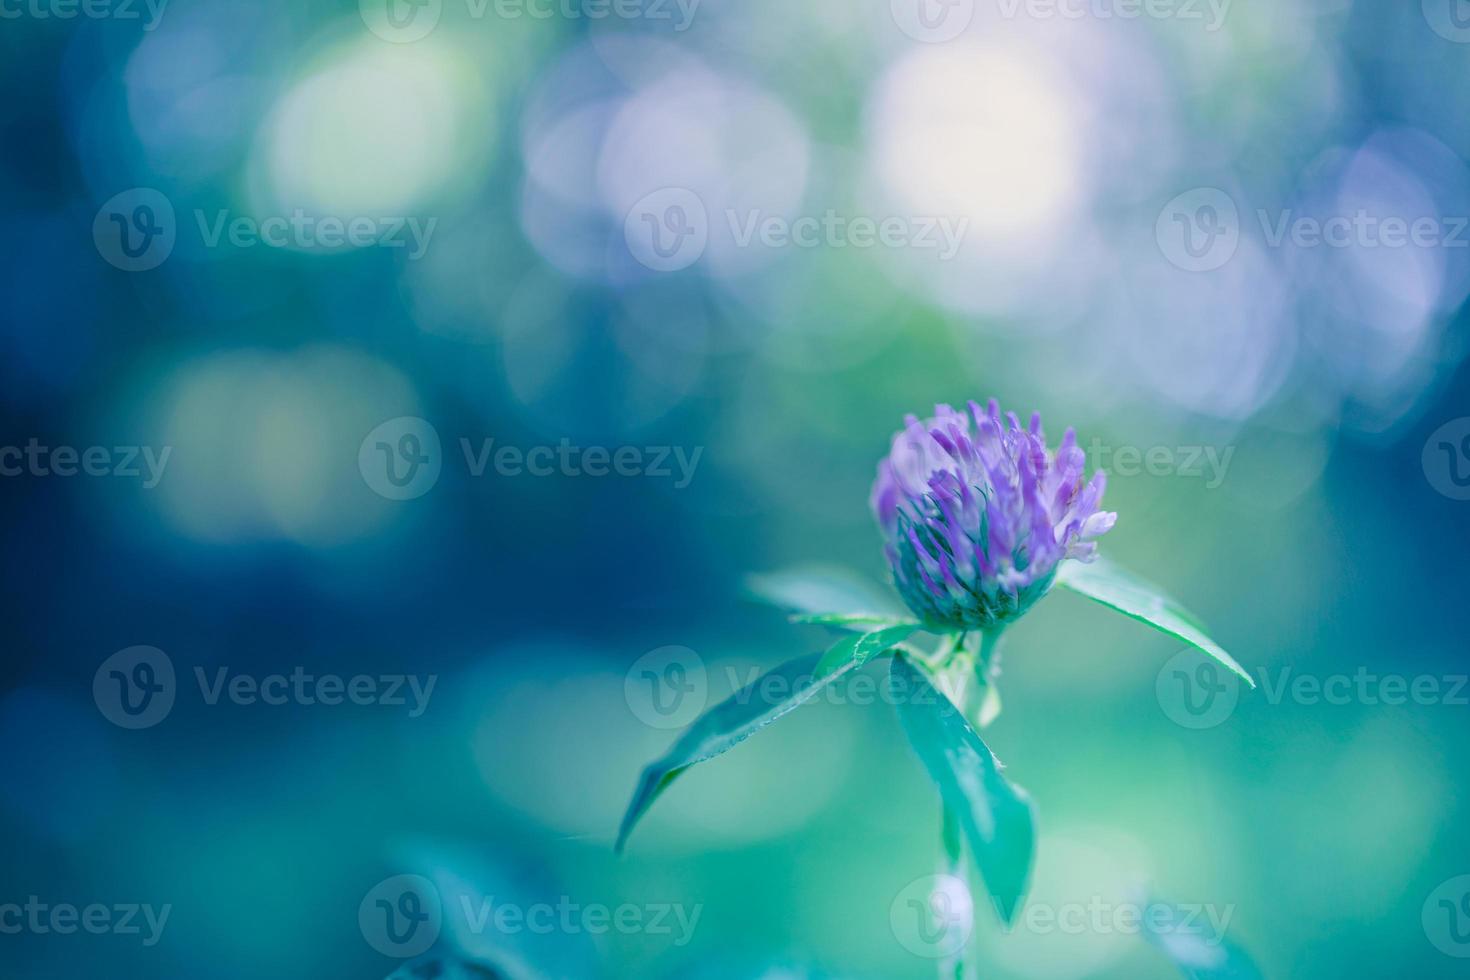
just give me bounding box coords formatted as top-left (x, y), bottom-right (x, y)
top-left (745, 565), bottom-right (906, 624)
top-left (1055, 558), bottom-right (1254, 688)
top-left (789, 611), bottom-right (920, 631)
top-left (891, 656), bottom-right (1037, 925)
top-left (813, 623), bottom-right (920, 677)
top-left (1140, 898), bottom-right (1264, 980)
top-left (617, 650), bottom-right (864, 853)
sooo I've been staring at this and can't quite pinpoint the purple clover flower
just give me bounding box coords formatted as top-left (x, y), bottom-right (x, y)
top-left (871, 400), bottom-right (1116, 630)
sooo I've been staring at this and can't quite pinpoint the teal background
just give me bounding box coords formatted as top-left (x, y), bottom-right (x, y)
top-left (1, 1), bottom-right (1469, 977)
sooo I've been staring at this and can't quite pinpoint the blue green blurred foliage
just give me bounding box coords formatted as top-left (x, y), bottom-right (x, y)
top-left (1, 1), bottom-right (1470, 977)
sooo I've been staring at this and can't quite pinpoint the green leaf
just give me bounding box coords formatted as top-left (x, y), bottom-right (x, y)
top-left (941, 803), bottom-right (964, 873)
top-left (789, 611), bottom-right (919, 631)
top-left (617, 650), bottom-right (865, 853)
top-left (813, 623), bottom-right (920, 677)
top-left (976, 683), bottom-right (1002, 729)
top-left (1139, 899), bottom-right (1264, 980)
top-left (1055, 558), bottom-right (1254, 688)
top-left (745, 565), bottom-right (906, 623)
top-left (891, 656), bottom-right (1037, 925)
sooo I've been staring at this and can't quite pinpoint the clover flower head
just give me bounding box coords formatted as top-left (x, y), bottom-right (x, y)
top-left (871, 400), bottom-right (1117, 630)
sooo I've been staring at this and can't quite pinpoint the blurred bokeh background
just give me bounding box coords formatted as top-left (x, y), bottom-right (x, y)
top-left (2, 0), bottom-right (1470, 976)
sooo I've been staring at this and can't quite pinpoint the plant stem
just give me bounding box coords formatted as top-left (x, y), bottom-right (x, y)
top-left (972, 627), bottom-right (1007, 730)
top-left (938, 805), bottom-right (974, 980)
top-left (934, 629), bottom-right (1009, 980)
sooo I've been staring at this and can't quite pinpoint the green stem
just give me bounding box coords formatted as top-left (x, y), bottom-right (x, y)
top-left (977, 626), bottom-right (1005, 680)
top-left (938, 805), bottom-right (974, 980)
top-left (935, 628), bottom-right (1006, 731)
top-left (931, 628), bottom-right (1010, 980)
top-left (973, 628), bottom-right (1006, 729)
